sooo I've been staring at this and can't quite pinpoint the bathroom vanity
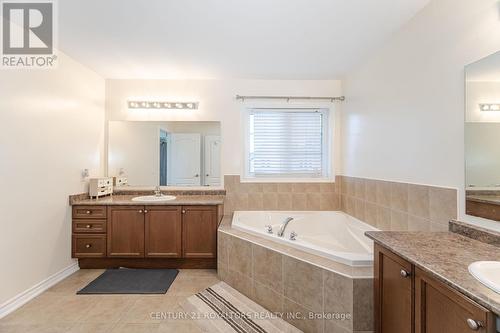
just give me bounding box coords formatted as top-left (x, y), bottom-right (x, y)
top-left (70, 194), bottom-right (224, 269)
top-left (368, 231), bottom-right (500, 333)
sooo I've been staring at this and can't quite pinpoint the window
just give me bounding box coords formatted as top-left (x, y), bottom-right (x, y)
top-left (244, 108), bottom-right (330, 180)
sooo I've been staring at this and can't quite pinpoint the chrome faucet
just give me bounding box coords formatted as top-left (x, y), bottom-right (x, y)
top-left (154, 186), bottom-right (162, 197)
top-left (277, 217), bottom-right (294, 237)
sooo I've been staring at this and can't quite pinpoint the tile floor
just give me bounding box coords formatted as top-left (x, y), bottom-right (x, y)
top-left (0, 269), bottom-right (221, 333)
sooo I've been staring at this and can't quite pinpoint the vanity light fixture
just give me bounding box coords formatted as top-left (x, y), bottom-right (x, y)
top-left (128, 100), bottom-right (199, 110)
top-left (479, 103), bottom-right (500, 111)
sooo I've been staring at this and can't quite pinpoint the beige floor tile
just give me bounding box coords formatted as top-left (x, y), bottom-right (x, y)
top-left (157, 319), bottom-right (203, 333)
top-left (67, 323), bottom-right (117, 333)
top-left (110, 323), bottom-right (160, 333)
top-left (122, 297), bottom-right (185, 323)
top-left (80, 296), bottom-right (136, 323)
top-left (0, 323), bottom-right (74, 333)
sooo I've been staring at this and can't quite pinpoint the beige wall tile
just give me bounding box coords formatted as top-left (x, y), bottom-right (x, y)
top-left (234, 193), bottom-right (249, 210)
top-left (354, 178), bottom-right (366, 200)
top-left (354, 199), bottom-right (366, 221)
top-left (320, 183), bottom-right (335, 193)
top-left (430, 221), bottom-right (449, 232)
top-left (305, 183), bottom-right (321, 193)
top-left (345, 196), bottom-right (355, 216)
top-left (345, 177), bottom-right (355, 196)
top-left (407, 215), bottom-right (431, 231)
top-left (324, 270), bottom-right (353, 331)
top-left (292, 193), bottom-right (308, 210)
top-left (376, 181), bottom-right (392, 207)
top-left (292, 183), bottom-right (308, 193)
top-left (278, 193), bottom-right (293, 210)
top-left (262, 183), bottom-right (278, 192)
top-left (283, 257), bottom-right (323, 312)
top-left (390, 182), bottom-right (408, 212)
top-left (278, 183), bottom-right (293, 193)
top-left (376, 206), bottom-right (391, 230)
top-left (307, 193), bottom-right (322, 210)
top-left (248, 193), bottom-right (264, 210)
top-left (341, 176), bottom-right (348, 195)
top-left (224, 269), bottom-right (253, 299)
top-left (283, 298), bottom-right (324, 333)
top-left (217, 231), bottom-right (229, 267)
top-left (408, 184), bottom-right (430, 219)
top-left (390, 210), bottom-right (408, 231)
top-left (429, 187), bottom-right (457, 224)
top-left (364, 202), bottom-right (377, 227)
top-left (320, 193), bottom-right (336, 211)
top-left (263, 192), bottom-right (279, 210)
top-left (365, 179), bottom-right (378, 203)
top-left (252, 244), bottom-right (283, 293)
top-left (252, 281), bottom-right (284, 314)
top-left (353, 279), bottom-right (373, 331)
top-left (227, 237), bottom-right (252, 276)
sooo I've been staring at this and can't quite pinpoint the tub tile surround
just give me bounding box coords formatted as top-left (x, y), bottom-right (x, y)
top-left (339, 176), bottom-right (458, 232)
top-left (223, 175), bottom-right (340, 215)
top-left (218, 217), bottom-right (373, 333)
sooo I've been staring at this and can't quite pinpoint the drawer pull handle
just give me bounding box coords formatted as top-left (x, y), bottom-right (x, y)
top-left (466, 319), bottom-right (482, 331)
top-left (400, 269), bottom-right (411, 278)
top-left (85, 244), bottom-right (92, 248)
top-left (86, 210), bottom-right (91, 215)
top-left (85, 225), bottom-right (91, 229)
top-left (139, 210), bottom-right (143, 213)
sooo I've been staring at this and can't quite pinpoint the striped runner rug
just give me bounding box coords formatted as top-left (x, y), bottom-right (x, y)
top-left (183, 282), bottom-right (302, 333)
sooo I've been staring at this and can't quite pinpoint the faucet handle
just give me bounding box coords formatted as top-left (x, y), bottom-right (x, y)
top-left (290, 231), bottom-right (298, 241)
top-left (265, 225), bottom-right (273, 234)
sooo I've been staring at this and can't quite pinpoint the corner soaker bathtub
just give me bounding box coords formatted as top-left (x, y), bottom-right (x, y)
top-left (231, 211), bottom-right (378, 266)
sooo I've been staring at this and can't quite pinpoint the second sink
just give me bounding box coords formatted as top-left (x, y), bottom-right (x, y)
top-left (131, 195), bottom-right (177, 202)
top-left (468, 261), bottom-right (500, 294)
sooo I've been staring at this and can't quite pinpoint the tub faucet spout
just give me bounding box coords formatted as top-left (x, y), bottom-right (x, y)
top-left (277, 217), bottom-right (294, 237)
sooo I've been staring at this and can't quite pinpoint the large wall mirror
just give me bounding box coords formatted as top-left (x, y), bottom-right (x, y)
top-left (465, 51), bottom-right (500, 221)
top-left (108, 121), bottom-right (221, 187)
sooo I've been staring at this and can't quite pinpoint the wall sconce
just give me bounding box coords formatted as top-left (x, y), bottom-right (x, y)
top-left (128, 100), bottom-right (199, 110)
top-left (479, 103), bottom-right (500, 111)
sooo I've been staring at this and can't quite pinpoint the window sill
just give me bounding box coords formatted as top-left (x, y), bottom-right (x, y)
top-left (240, 177), bottom-right (334, 183)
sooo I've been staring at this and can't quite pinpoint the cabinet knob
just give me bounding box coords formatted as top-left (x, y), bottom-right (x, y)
top-left (139, 210), bottom-right (143, 213)
top-left (86, 210), bottom-right (91, 215)
top-left (400, 269), bottom-right (411, 278)
top-left (206, 174), bottom-right (209, 177)
top-left (182, 210), bottom-right (186, 214)
top-left (144, 209), bottom-right (148, 213)
top-left (85, 244), bottom-right (91, 248)
top-left (85, 224), bottom-right (91, 229)
top-left (466, 319), bottom-right (482, 331)
top-left (195, 174), bottom-right (199, 177)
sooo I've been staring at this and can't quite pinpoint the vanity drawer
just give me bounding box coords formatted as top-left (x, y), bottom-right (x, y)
top-left (72, 206), bottom-right (107, 219)
top-left (72, 234), bottom-right (106, 258)
top-left (73, 219), bottom-right (107, 233)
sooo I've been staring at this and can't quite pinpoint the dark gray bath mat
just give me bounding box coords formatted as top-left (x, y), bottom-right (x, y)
top-left (77, 268), bottom-right (179, 294)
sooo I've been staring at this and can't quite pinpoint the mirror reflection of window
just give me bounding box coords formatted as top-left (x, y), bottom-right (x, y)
top-left (464, 50), bottom-right (500, 221)
top-left (108, 121), bottom-right (221, 187)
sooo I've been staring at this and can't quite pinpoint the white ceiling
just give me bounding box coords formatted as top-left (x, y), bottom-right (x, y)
top-left (59, 0), bottom-right (430, 80)
top-left (466, 50), bottom-right (500, 82)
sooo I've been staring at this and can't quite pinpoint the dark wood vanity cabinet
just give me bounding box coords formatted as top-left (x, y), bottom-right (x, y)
top-left (72, 204), bottom-right (219, 266)
top-left (375, 244), bottom-right (496, 333)
top-left (182, 205), bottom-right (218, 258)
top-left (145, 206), bottom-right (182, 258)
top-left (107, 206), bottom-right (145, 258)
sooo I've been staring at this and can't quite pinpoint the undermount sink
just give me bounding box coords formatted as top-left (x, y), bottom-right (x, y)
top-left (131, 195), bottom-right (177, 202)
top-left (468, 261), bottom-right (500, 294)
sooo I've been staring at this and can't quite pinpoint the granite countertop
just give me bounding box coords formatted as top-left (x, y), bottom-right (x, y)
top-left (365, 231), bottom-right (500, 316)
top-left (71, 194), bottom-right (224, 206)
top-left (467, 194), bottom-right (500, 206)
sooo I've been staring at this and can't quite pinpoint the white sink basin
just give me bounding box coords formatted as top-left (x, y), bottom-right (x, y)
top-left (468, 261), bottom-right (500, 294)
top-left (131, 195), bottom-right (177, 202)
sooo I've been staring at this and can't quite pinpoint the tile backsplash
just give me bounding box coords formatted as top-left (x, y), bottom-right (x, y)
top-left (223, 174), bottom-right (458, 232)
top-left (339, 176), bottom-right (458, 232)
top-left (223, 175), bottom-right (340, 215)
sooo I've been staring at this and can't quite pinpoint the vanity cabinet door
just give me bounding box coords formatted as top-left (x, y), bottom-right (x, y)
top-left (182, 206), bottom-right (217, 258)
top-left (374, 244), bottom-right (413, 333)
top-left (415, 267), bottom-right (495, 333)
top-left (107, 206), bottom-right (145, 258)
top-left (145, 206), bottom-right (182, 258)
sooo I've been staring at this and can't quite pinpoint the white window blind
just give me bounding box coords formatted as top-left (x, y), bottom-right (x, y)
top-left (247, 109), bottom-right (328, 178)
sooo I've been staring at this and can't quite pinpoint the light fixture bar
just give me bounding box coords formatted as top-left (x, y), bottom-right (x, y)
top-left (128, 100), bottom-right (199, 109)
top-left (479, 103), bottom-right (500, 111)
top-left (235, 95), bottom-right (346, 102)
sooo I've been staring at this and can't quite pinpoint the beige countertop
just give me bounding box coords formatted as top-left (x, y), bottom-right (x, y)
top-left (467, 195), bottom-right (500, 206)
top-left (71, 194), bottom-right (224, 206)
top-left (365, 231), bottom-right (500, 316)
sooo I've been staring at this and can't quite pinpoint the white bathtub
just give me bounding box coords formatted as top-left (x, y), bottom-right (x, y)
top-left (231, 211), bottom-right (378, 267)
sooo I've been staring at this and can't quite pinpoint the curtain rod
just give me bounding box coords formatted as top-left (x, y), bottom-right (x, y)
top-left (235, 95), bottom-right (345, 102)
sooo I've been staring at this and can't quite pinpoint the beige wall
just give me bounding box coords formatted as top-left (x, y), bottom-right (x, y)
top-left (341, 0), bottom-right (500, 232)
top-left (105, 79), bottom-right (342, 178)
top-left (0, 53), bottom-right (105, 305)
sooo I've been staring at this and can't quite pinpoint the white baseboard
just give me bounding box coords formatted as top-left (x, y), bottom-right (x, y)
top-left (0, 262), bottom-right (79, 319)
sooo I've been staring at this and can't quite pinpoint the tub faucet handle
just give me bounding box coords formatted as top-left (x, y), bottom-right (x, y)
top-left (265, 225), bottom-right (273, 234)
top-left (290, 231), bottom-right (298, 241)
